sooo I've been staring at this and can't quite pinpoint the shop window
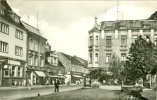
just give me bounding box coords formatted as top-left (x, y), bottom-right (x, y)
top-left (4, 69), bottom-right (9, 77)
top-left (12, 66), bottom-right (16, 77)
top-left (18, 66), bottom-right (22, 77)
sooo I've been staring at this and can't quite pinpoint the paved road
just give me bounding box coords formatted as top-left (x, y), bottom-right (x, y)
top-left (0, 85), bottom-right (83, 100)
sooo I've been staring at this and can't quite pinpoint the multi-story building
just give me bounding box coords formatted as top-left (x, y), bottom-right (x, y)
top-left (88, 17), bottom-right (157, 71)
top-left (45, 50), bottom-right (65, 84)
top-left (22, 21), bottom-right (47, 86)
top-left (58, 52), bottom-right (87, 84)
top-left (0, 0), bottom-right (27, 86)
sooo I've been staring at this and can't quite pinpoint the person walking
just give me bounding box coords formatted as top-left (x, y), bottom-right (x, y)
top-left (54, 79), bottom-right (60, 92)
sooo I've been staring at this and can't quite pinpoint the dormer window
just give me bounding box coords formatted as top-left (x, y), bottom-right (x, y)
top-left (0, 5), bottom-right (5, 15)
top-left (15, 15), bottom-right (20, 23)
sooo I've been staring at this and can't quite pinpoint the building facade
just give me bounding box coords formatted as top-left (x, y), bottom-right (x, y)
top-left (0, 1), bottom-right (27, 86)
top-left (88, 17), bottom-right (157, 71)
top-left (58, 52), bottom-right (87, 84)
top-left (45, 50), bottom-right (65, 84)
top-left (22, 22), bottom-right (47, 86)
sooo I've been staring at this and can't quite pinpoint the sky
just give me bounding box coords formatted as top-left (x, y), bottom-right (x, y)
top-left (7, 0), bottom-right (157, 60)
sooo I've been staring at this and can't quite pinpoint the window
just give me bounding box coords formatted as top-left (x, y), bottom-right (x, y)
top-left (12, 66), bottom-right (16, 77)
top-left (132, 30), bottom-right (139, 32)
top-left (106, 53), bottom-right (111, 63)
top-left (15, 16), bottom-right (20, 23)
top-left (35, 42), bottom-right (38, 51)
top-left (28, 57), bottom-right (33, 65)
top-left (0, 22), bottom-right (9, 34)
top-left (90, 36), bottom-right (93, 45)
top-left (54, 57), bottom-right (56, 64)
top-left (17, 66), bottom-right (22, 77)
top-left (121, 53), bottom-right (126, 62)
top-left (143, 30), bottom-right (150, 32)
top-left (95, 53), bottom-right (98, 63)
top-left (0, 41), bottom-right (8, 53)
top-left (40, 58), bottom-right (44, 67)
top-left (0, 7), bottom-right (4, 15)
top-left (96, 36), bottom-right (98, 45)
top-left (121, 35), bottom-right (127, 46)
top-left (15, 29), bottom-right (23, 40)
top-left (90, 53), bottom-right (92, 63)
top-left (15, 46), bottom-right (23, 56)
top-left (154, 35), bottom-right (157, 45)
top-left (29, 40), bottom-right (33, 50)
top-left (106, 36), bottom-right (112, 46)
top-left (4, 68), bottom-right (9, 77)
top-left (34, 57), bottom-right (38, 66)
top-left (132, 35), bottom-right (138, 39)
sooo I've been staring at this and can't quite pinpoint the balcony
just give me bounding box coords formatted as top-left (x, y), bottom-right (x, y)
top-left (120, 46), bottom-right (128, 51)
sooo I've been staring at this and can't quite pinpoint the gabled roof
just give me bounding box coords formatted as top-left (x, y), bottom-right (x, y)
top-left (60, 52), bottom-right (84, 66)
top-left (22, 21), bottom-right (43, 37)
top-left (75, 57), bottom-right (88, 68)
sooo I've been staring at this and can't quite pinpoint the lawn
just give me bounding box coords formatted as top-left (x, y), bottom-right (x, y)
top-left (19, 88), bottom-right (124, 100)
top-left (141, 90), bottom-right (156, 100)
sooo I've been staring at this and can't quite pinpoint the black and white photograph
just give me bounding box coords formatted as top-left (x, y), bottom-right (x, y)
top-left (0, 0), bottom-right (157, 100)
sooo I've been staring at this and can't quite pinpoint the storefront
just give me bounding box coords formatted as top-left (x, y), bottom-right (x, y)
top-left (71, 71), bottom-right (83, 84)
top-left (2, 59), bottom-right (25, 86)
top-left (26, 68), bottom-right (46, 85)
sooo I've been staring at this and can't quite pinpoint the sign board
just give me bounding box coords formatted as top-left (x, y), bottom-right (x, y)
top-left (9, 60), bottom-right (20, 65)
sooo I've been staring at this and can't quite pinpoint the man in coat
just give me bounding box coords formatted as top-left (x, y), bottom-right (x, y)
top-left (54, 79), bottom-right (60, 92)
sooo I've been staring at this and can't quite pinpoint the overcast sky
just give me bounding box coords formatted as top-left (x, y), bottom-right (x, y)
top-left (7, 0), bottom-right (157, 60)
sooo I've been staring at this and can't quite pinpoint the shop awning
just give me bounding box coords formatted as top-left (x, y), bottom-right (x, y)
top-left (72, 75), bottom-right (82, 78)
top-left (35, 71), bottom-right (46, 77)
top-left (48, 75), bottom-right (65, 78)
top-left (48, 75), bottom-right (59, 78)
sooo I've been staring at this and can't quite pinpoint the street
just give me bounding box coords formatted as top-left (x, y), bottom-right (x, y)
top-left (0, 85), bottom-right (83, 100)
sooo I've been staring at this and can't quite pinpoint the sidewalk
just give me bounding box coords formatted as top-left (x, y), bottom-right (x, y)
top-left (141, 88), bottom-right (156, 100)
top-left (1, 86), bottom-right (82, 100)
top-left (0, 83), bottom-right (79, 90)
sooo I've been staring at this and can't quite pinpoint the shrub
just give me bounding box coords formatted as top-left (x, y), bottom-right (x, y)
top-left (91, 81), bottom-right (100, 88)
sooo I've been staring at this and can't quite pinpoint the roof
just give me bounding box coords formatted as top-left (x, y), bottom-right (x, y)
top-left (100, 20), bottom-right (157, 30)
top-left (75, 57), bottom-right (88, 67)
top-left (0, 0), bottom-right (26, 30)
top-left (22, 21), bottom-right (43, 37)
top-left (148, 11), bottom-right (157, 20)
top-left (60, 52), bottom-right (84, 66)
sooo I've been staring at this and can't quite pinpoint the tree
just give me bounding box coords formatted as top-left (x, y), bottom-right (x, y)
top-left (108, 52), bottom-right (124, 80)
top-left (125, 35), bottom-right (154, 83)
top-left (88, 68), bottom-right (101, 79)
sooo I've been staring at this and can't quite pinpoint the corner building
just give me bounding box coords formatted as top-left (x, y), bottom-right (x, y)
top-left (88, 18), bottom-right (157, 71)
top-left (0, 1), bottom-right (27, 86)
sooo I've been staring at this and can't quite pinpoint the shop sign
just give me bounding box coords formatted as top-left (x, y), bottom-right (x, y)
top-left (8, 60), bottom-right (20, 65)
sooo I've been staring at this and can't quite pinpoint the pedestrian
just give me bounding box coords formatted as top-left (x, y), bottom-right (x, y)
top-left (54, 79), bottom-right (60, 92)
top-left (28, 78), bottom-right (31, 90)
top-left (11, 80), bottom-right (14, 88)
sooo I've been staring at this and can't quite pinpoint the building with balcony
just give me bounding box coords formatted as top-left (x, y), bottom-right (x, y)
top-left (22, 22), bottom-right (47, 86)
top-left (45, 50), bottom-right (65, 84)
top-left (0, 0), bottom-right (27, 86)
top-left (88, 17), bottom-right (157, 72)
